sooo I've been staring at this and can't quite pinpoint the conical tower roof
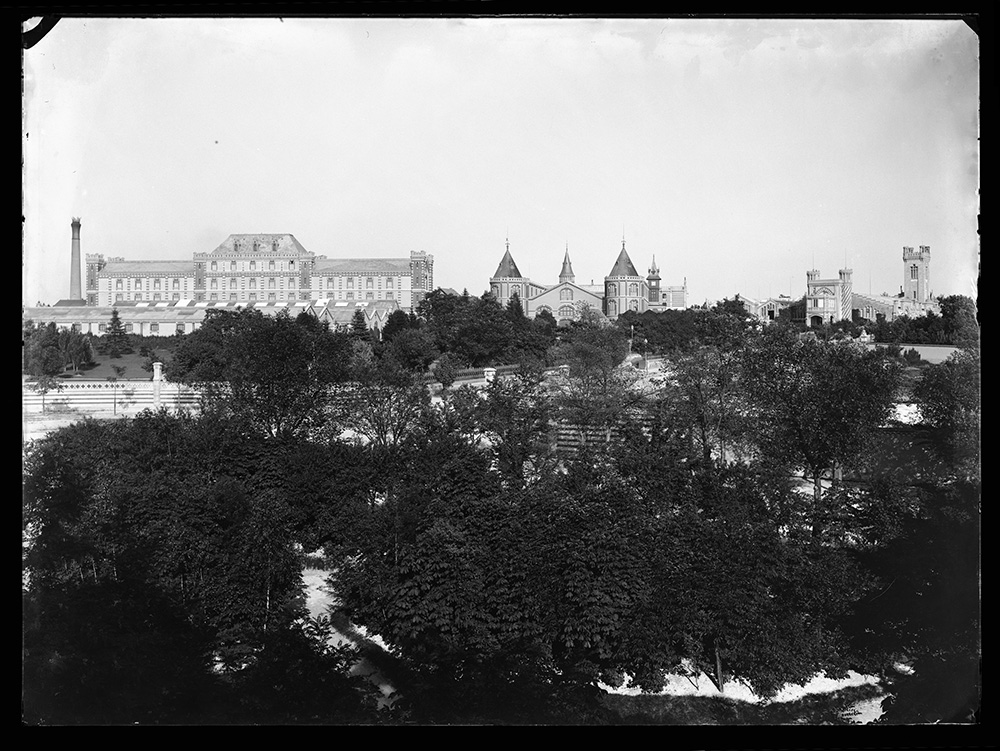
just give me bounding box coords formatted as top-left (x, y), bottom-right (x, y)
top-left (607, 241), bottom-right (639, 277)
top-left (492, 247), bottom-right (522, 279)
top-left (559, 246), bottom-right (575, 283)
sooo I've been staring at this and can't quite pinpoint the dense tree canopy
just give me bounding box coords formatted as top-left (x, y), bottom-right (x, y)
top-left (22, 297), bottom-right (979, 724)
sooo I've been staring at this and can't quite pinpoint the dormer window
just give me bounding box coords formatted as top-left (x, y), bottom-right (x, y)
top-left (272, 240), bottom-right (279, 252)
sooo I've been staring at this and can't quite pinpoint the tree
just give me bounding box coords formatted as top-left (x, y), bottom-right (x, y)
top-left (937, 294), bottom-right (979, 347)
top-left (104, 307), bottom-right (132, 358)
top-left (350, 308), bottom-right (369, 338)
top-left (739, 328), bottom-right (902, 542)
top-left (169, 308), bottom-right (353, 441)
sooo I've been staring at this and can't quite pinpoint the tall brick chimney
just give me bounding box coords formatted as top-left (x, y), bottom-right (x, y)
top-left (70, 217), bottom-right (82, 299)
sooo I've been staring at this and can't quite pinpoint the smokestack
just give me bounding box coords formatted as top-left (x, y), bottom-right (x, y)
top-left (70, 217), bottom-right (82, 299)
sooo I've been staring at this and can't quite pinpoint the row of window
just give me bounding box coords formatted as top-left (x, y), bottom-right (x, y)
top-left (209, 259), bottom-right (296, 272)
top-left (111, 275), bottom-right (403, 290)
top-left (606, 282), bottom-right (640, 297)
top-left (115, 278), bottom-right (184, 290)
top-left (97, 322), bottom-right (184, 334)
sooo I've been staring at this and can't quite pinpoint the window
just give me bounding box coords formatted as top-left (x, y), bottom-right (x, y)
top-left (176, 323), bottom-right (185, 334)
top-left (268, 292), bottom-right (276, 300)
top-left (115, 293), bottom-right (123, 301)
top-left (366, 291), bottom-right (374, 299)
top-left (230, 293), bottom-right (237, 301)
top-left (211, 279), bottom-right (218, 289)
top-left (628, 283), bottom-right (638, 297)
top-left (366, 277), bottom-right (373, 288)
top-left (347, 291), bottom-right (354, 300)
top-left (560, 288), bottom-right (573, 301)
top-left (230, 261), bottom-right (237, 271)
top-left (289, 260), bottom-right (295, 270)
top-left (211, 261), bottom-right (217, 272)
top-left (250, 260), bottom-right (257, 271)
top-left (116, 279), bottom-right (123, 290)
top-left (511, 285), bottom-right (521, 298)
top-left (249, 278), bottom-right (257, 289)
top-left (210, 293), bottom-right (218, 301)
top-left (134, 293), bottom-right (142, 301)
top-left (607, 283), bottom-right (617, 297)
top-left (386, 277), bottom-right (394, 288)
top-left (492, 284), bottom-right (500, 297)
top-left (327, 291), bottom-right (335, 298)
top-left (172, 293), bottom-right (180, 300)
top-left (173, 278), bottom-right (180, 289)
top-left (268, 260), bottom-right (275, 271)
top-left (150, 323), bottom-right (159, 334)
top-left (154, 293), bottom-right (161, 301)
top-left (387, 291), bottom-right (394, 299)
top-left (72, 323), bottom-right (82, 333)
top-left (328, 277), bottom-right (334, 287)
top-left (288, 277), bottom-right (295, 287)
top-left (347, 278), bottom-right (354, 288)
top-left (154, 279), bottom-right (161, 289)
top-left (910, 265), bottom-right (919, 280)
top-left (231, 278), bottom-right (237, 289)
top-left (629, 299), bottom-right (639, 311)
top-left (99, 323), bottom-right (107, 333)
top-left (249, 293), bottom-right (256, 301)
top-left (558, 305), bottom-right (574, 319)
top-left (268, 278), bottom-right (275, 289)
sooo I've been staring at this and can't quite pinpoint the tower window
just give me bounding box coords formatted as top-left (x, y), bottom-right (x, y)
top-left (910, 265), bottom-right (919, 280)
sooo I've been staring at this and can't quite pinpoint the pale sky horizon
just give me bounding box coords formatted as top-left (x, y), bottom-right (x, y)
top-left (22, 16), bottom-right (980, 309)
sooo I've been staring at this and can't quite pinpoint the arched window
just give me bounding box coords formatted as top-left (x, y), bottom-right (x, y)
top-left (211, 261), bottom-right (217, 272)
top-left (910, 264), bottom-right (919, 280)
top-left (491, 285), bottom-right (500, 298)
top-left (558, 305), bottom-right (575, 319)
top-left (559, 288), bottom-right (573, 301)
top-left (628, 282), bottom-right (638, 297)
top-left (607, 283), bottom-right (617, 297)
top-left (608, 299), bottom-right (618, 317)
top-left (511, 284), bottom-right (521, 298)
top-left (629, 299), bottom-right (639, 311)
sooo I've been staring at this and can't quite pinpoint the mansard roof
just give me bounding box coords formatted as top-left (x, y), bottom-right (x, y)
top-left (492, 249), bottom-right (523, 279)
top-left (101, 260), bottom-right (196, 275)
top-left (207, 234), bottom-right (312, 256)
top-left (314, 257), bottom-right (413, 274)
top-left (607, 242), bottom-right (639, 278)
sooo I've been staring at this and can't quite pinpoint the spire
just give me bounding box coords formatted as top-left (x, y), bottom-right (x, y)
top-left (559, 244), bottom-right (575, 284)
top-left (607, 242), bottom-right (639, 278)
top-left (492, 243), bottom-right (522, 279)
top-left (647, 254), bottom-right (660, 280)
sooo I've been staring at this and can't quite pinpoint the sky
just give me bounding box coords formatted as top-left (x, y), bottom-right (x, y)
top-left (22, 16), bottom-right (980, 308)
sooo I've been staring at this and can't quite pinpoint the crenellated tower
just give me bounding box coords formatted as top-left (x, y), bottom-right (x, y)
top-left (902, 245), bottom-right (931, 302)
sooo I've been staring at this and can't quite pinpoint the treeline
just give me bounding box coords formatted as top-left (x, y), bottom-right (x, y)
top-left (22, 306), bottom-right (980, 724)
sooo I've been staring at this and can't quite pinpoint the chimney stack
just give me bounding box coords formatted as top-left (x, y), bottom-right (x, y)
top-left (70, 217), bottom-right (82, 299)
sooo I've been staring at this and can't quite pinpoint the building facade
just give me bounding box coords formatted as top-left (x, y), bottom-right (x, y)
top-left (85, 234), bottom-right (434, 313)
top-left (489, 239), bottom-right (686, 323)
top-left (804, 245), bottom-right (941, 327)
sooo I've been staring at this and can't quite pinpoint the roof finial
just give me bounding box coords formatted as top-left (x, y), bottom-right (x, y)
top-left (622, 224), bottom-right (626, 250)
top-left (506, 227), bottom-right (509, 253)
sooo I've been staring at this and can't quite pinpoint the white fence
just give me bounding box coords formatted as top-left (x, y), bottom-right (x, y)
top-left (22, 379), bottom-right (202, 416)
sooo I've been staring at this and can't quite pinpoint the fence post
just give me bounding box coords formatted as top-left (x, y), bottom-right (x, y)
top-left (484, 367), bottom-right (496, 384)
top-left (153, 362), bottom-right (162, 409)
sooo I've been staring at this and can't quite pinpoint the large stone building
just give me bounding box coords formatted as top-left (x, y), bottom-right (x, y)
top-left (85, 233), bottom-right (434, 313)
top-left (489, 239), bottom-right (687, 323)
top-left (804, 245), bottom-right (941, 327)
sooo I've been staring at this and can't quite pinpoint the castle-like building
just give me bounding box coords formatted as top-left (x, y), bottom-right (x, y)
top-left (84, 233), bottom-right (434, 312)
top-left (803, 245), bottom-right (940, 327)
top-left (489, 239), bottom-right (687, 323)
